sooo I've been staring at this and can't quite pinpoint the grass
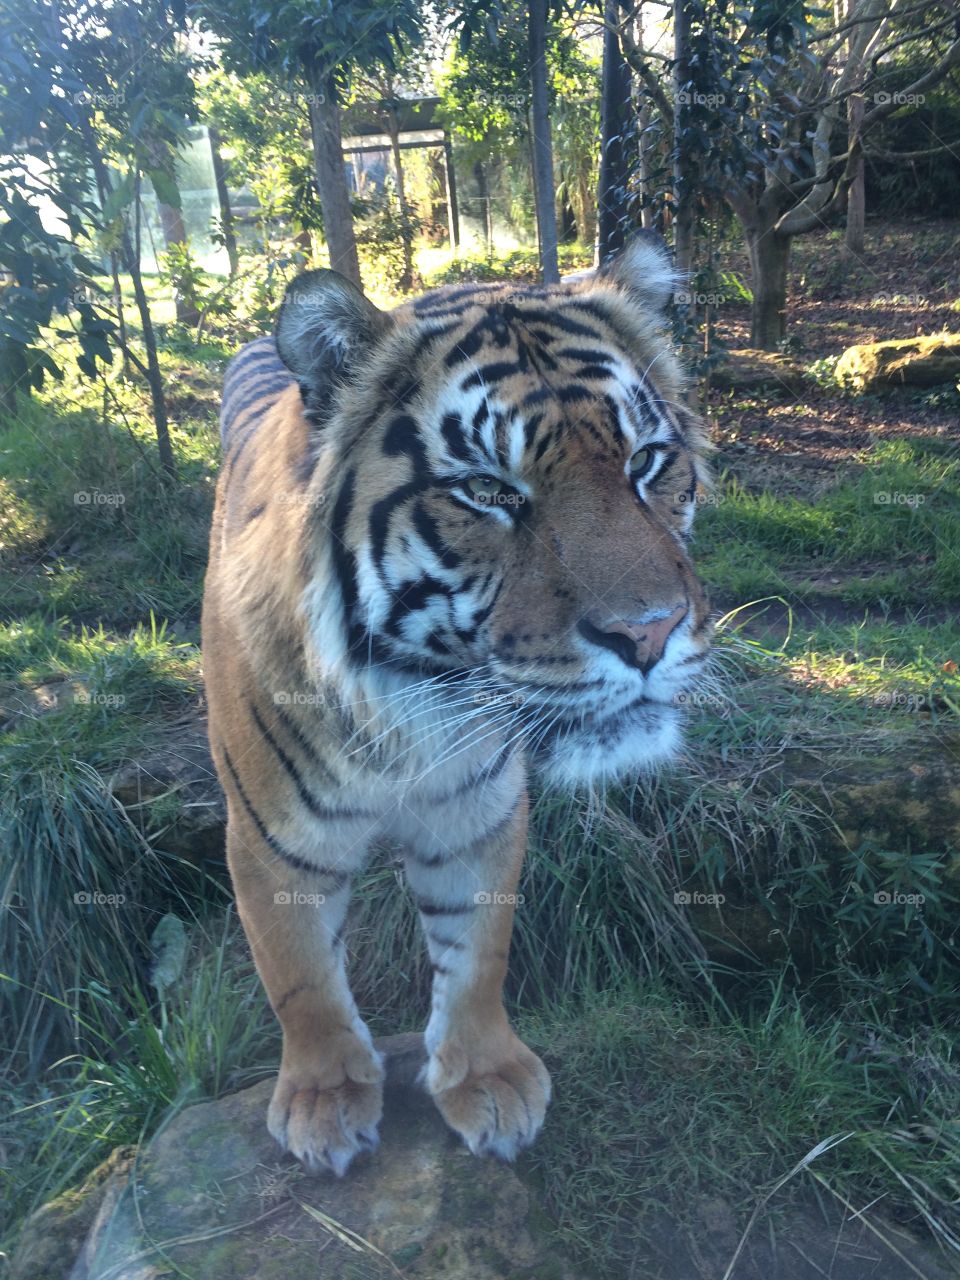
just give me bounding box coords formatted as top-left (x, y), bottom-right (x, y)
top-left (0, 357), bottom-right (219, 625)
top-left (0, 614), bottom-right (206, 1072)
top-left (695, 440), bottom-right (960, 608)
top-left (524, 982), bottom-right (960, 1271)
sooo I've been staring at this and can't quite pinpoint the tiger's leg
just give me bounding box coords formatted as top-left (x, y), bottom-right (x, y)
top-left (404, 792), bottom-right (551, 1158)
top-left (225, 810), bottom-right (383, 1176)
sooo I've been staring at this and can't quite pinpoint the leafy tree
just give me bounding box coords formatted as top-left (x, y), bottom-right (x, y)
top-left (0, 0), bottom-right (198, 473)
top-left (619, 0), bottom-right (960, 348)
top-left (439, 4), bottom-right (599, 257)
top-left (192, 0), bottom-right (424, 288)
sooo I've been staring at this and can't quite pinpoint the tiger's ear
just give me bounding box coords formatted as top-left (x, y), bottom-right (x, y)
top-left (600, 232), bottom-right (677, 315)
top-left (275, 269), bottom-right (392, 419)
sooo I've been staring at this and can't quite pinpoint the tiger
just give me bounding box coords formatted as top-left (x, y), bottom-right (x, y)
top-left (201, 234), bottom-right (712, 1177)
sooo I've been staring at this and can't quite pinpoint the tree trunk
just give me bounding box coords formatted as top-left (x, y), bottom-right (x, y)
top-left (672, 0), bottom-right (695, 274)
top-left (637, 101), bottom-right (655, 231)
top-left (528, 0), bottom-right (560, 284)
top-left (158, 197), bottom-right (199, 326)
top-left (474, 160), bottom-right (493, 256)
top-left (384, 106), bottom-right (415, 292)
top-left (597, 0), bottom-right (632, 263)
top-left (209, 125), bottom-right (239, 277)
top-left (77, 111), bottom-right (174, 476)
top-left (308, 78), bottom-right (362, 287)
top-left (746, 224), bottom-right (791, 350)
top-left (844, 93), bottom-right (865, 257)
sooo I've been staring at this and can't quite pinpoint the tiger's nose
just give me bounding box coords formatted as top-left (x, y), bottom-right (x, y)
top-left (578, 605), bottom-right (688, 674)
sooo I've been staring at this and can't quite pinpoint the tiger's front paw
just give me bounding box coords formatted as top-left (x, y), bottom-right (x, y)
top-left (267, 1040), bottom-right (384, 1176)
top-left (425, 1032), bottom-right (551, 1160)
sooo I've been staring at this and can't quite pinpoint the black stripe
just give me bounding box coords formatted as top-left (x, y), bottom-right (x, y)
top-left (523, 412), bottom-right (545, 452)
top-left (555, 346), bottom-right (614, 365)
top-left (461, 359), bottom-right (525, 390)
top-left (518, 309), bottom-right (601, 338)
top-left (385, 574), bottom-right (453, 636)
top-left (272, 702), bottom-right (341, 788)
top-left (329, 468), bottom-right (369, 659)
top-left (411, 502), bottom-right (461, 570)
top-left (556, 384), bottom-right (592, 404)
top-left (221, 748), bottom-right (348, 882)
top-left (250, 703), bottom-right (367, 822)
top-left (428, 933), bottom-right (466, 950)
top-left (440, 411), bottom-right (472, 462)
top-left (417, 898), bottom-right (476, 916)
top-left (370, 479), bottom-right (430, 571)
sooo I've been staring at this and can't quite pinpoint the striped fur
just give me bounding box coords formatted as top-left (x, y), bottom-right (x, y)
top-left (202, 239), bottom-right (712, 1174)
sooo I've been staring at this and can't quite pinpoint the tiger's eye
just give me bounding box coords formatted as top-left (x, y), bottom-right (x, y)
top-left (466, 475), bottom-right (504, 502)
top-left (629, 447), bottom-right (656, 481)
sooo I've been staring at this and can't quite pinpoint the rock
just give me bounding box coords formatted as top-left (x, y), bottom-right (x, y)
top-left (709, 348), bottom-right (807, 393)
top-left (67, 1034), bottom-right (586, 1280)
top-left (107, 718), bottom-right (225, 864)
top-left (8, 1147), bottom-right (135, 1280)
top-left (782, 730), bottom-right (960, 863)
top-left (835, 332), bottom-right (960, 391)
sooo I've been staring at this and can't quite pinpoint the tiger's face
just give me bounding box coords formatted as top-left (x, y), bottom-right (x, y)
top-left (277, 238), bottom-right (712, 786)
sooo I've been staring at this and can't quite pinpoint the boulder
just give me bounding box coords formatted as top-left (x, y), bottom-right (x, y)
top-left (9, 1147), bottom-right (135, 1280)
top-left (108, 718), bottom-right (226, 864)
top-left (835, 332), bottom-right (960, 391)
top-left (61, 1034), bottom-right (587, 1280)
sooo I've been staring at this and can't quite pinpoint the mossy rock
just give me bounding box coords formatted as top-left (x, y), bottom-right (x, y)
top-left (66, 1035), bottom-right (588, 1280)
top-left (835, 332), bottom-right (960, 391)
top-left (9, 1146), bottom-right (135, 1280)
